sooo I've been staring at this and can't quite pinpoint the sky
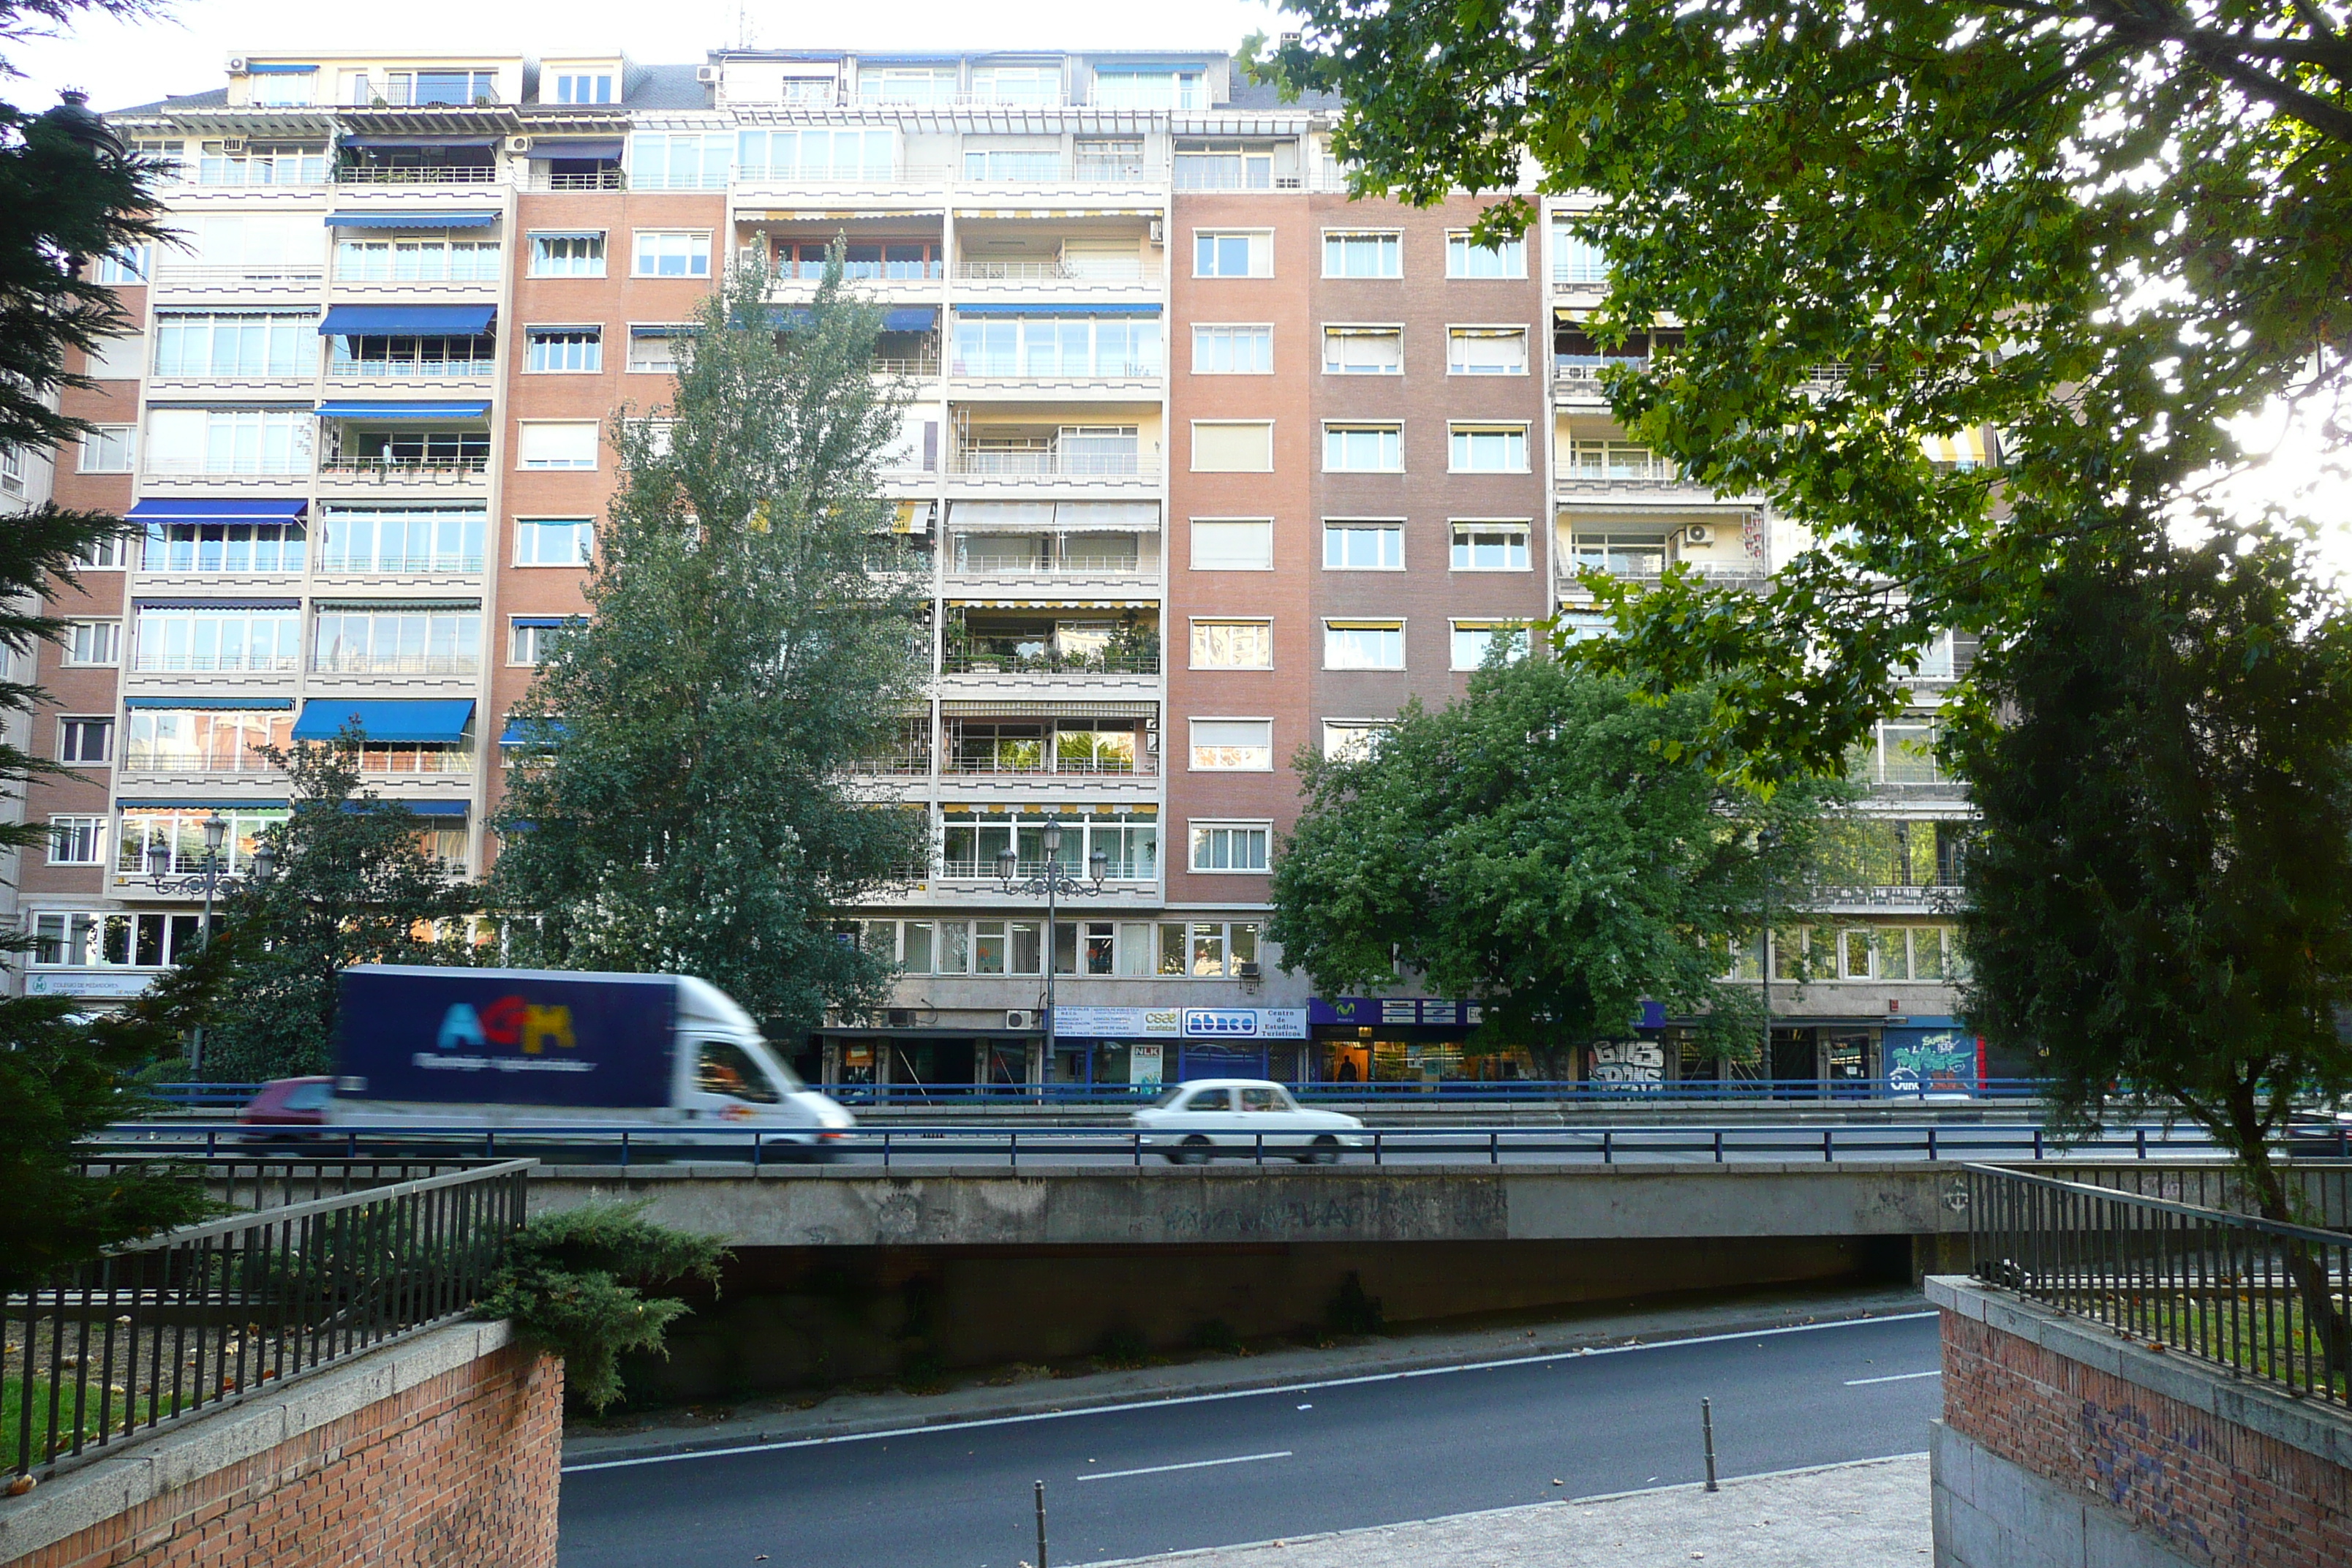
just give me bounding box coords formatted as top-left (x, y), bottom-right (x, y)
top-left (11, 0), bottom-right (2346, 581)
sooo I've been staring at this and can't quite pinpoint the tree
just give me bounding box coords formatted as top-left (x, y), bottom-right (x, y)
top-left (200, 728), bottom-right (479, 1081)
top-left (1953, 535), bottom-right (2352, 1212)
top-left (1267, 656), bottom-right (1847, 1077)
top-left (489, 245), bottom-right (928, 1033)
top-left (1251, 1), bottom-right (2350, 778)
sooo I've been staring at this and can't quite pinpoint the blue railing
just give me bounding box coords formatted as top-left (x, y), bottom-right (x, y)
top-left (92, 1117), bottom-right (2337, 1171)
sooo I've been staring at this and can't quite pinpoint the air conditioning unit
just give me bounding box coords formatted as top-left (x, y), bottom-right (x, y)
top-left (886, 1008), bottom-right (916, 1029)
top-left (505, 135), bottom-right (533, 154)
top-left (696, 64), bottom-right (720, 85)
top-left (1005, 1009), bottom-right (1035, 1030)
top-left (1684, 524), bottom-right (1714, 546)
top-left (227, 56), bottom-right (249, 75)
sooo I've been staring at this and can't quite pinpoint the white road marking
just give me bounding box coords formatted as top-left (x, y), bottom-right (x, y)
top-left (1076, 1450), bottom-right (1292, 1482)
top-left (1844, 1369), bottom-right (1942, 1385)
top-left (562, 1310), bottom-right (1939, 1473)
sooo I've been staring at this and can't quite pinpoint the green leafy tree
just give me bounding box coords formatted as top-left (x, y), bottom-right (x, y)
top-left (1268, 657), bottom-right (1848, 1077)
top-left (200, 728), bottom-right (480, 1080)
top-left (1954, 535), bottom-right (2352, 1214)
top-left (1250, 1), bottom-right (2350, 778)
top-left (489, 244), bottom-right (927, 1032)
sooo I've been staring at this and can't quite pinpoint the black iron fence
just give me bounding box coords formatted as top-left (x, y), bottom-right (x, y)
top-left (1967, 1164), bottom-right (2352, 1409)
top-left (6, 1158), bottom-right (529, 1481)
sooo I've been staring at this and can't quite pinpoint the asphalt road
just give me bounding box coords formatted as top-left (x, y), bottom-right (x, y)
top-left (556, 1311), bottom-right (1944, 1568)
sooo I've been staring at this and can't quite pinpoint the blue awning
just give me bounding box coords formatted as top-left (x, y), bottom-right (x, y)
top-left (318, 304), bottom-right (496, 337)
top-left (952, 304), bottom-right (1161, 317)
top-left (324, 210), bottom-right (500, 230)
top-left (883, 307), bottom-right (938, 332)
top-left (499, 718), bottom-right (567, 746)
top-left (127, 497), bottom-right (308, 524)
top-left (314, 400), bottom-right (491, 421)
top-left (292, 699), bottom-right (475, 745)
top-left (124, 697), bottom-right (295, 710)
top-left (342, 799), bottom-right (470, 816)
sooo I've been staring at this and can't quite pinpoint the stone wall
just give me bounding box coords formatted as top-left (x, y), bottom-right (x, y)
top-left (1928, 1275), bottom-right (2352, 1568)
top-left (0, 1322), bottom-right (561, 1568)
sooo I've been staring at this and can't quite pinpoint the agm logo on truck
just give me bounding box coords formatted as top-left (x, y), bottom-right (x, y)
top-left (437, 997), bottom-right (578, 1055)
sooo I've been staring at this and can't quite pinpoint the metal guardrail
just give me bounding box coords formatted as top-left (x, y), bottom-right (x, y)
top-left (97, 1119), bottom-right (2299, 1172)
top-left (6, 1158), bottom-right (529, 1480)
top-left (1966, 1163), bottom-right (2352, 1409)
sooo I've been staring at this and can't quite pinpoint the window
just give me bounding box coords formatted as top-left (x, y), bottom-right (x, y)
top-left (1323, 230), bottom-right (1402, 278)
top-left (1451, 521), bottom-right (1530, 571)
top-left (143, 408), bottom-right (312, 475)
top-left (508, 618), bottom-right (572, 666)
top-left (633, 230), bottom-right (712, 279)
top-left (124, 708), bottom-right (291, 771)
top-left (732, 127), bottom-right (894, 181)
top-left (517, 422), bottom-right (598, 470)
top-left (137, 519), bottom-right (306, 573)
top-left (1191, 718), bottom-right (1273, 771)
top-left (525, 328), bottom-right (603, 374)
top-left (1093, 69), bottom-right (1204, 109)
top-left (95, 245), bottom-right (150, 284)
top-left (1155, 921), bottom-right (1260, 978)
top-left (29, 911), bottom-right (207, 968)
top-left (317, 508), bottom-right (486, 573)
top-left (1322, 325), bottom-right (1402, 375)
top-left (1447, 327), bottom-right (1529, 375)
top-left (154, 312), bottom-right (316, 378)
top-left (529, 233), bottom-right (605, 277)
top-left (1191, 421), bottom-right (1274, 472)
top-left (132, 606), bottom-right (301, 672)
top-left (627, 132), bottom-right (735, 190)
top-left (1194, 230), bottom-right (1273, 278)
top-left (1191, 324), bottom-right (1273, 374)
top-left (1190, 519), bottom-right (1273, 570)
top-left (312, 604), bottom-right (483, 674)
top-left (1324, 423), bottom-right (1403, 472)
top-left (117, 805), bottom-right (284, 878)
top-left (1191, 620), bottom-right (1273, 669)
top-left (1449, 423), bottom-right (1529, 472)
top-left (48, 815), bottom-right (105, 864)
top-left (78, 425), bottom-right (134, 472)
top-left (1324, 621), bottom-right (1406, 670)
top-left (552, 71), bottom-right (614, 105)
top-left (627, 327), bottom-right (686, 374)
top-left (1322, 521), bottom-right (1403, 570)
top-left (58, 718), bottom-right (112, 763)
top-left (1190, 822), bottom-right (1271, 872)
top-left (1322, 720), bottom-right (1393, 761)
top-left (516, 519), bottom-right (594, 566)
top-left (1447, 230), bottom-right (1526, 278)
top-left (64, 620), bottom-right (119, 666)
top-left (1451, 621), bottom-right (1531, 670)
top-left (1552, 223), bottom-right (1611, 284)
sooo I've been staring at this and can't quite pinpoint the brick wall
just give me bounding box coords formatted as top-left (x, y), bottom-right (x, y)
top-left (1940, 1305), bottom-right (2352, 1568)
top-left (10, 1338), bottom-right (560, 1568)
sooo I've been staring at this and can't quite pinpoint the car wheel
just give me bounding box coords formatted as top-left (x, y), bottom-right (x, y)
top-left (1173, 1136), bottom-right (1213, 1166)
top-left (1306, 1134), bottom-right (1341, 1166)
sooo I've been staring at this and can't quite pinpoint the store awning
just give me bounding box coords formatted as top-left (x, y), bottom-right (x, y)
top-left (124, 696), bottom-right (295, 710)
top-left (882, 306), bottom-right (938, 332)
top-left (314, 400), bottom-right (491, 421)
top-left (126, 497), bottom-right (309, 524)
top-left (318, 304), bottom-right (496, 337)
top-left (323, 209), bottom-right (499, 230)
top-left (952, 303), bottom-right (1161, 317)
top-left (525, 139), bottom-right (623, 160)
top-left (292, 698), bottom-right (475, 745)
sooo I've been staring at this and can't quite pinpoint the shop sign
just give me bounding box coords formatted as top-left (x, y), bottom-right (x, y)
top-left (25, 971), bottom-right (153, 999)
top-left (1310, 997), bottom-right (1483, 1027)
top-left (1182, 1007), bottom-right (1308, 1040)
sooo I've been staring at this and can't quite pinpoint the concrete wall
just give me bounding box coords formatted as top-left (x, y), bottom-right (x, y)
top-left (0, 1322), bottom-right (560, 1568)
top-left (1928, 1275), bottom-right (2352, 1568)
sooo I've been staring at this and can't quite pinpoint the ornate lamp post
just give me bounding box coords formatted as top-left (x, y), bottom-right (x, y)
top-left (995, 818), bottom-right (1109, 1086)
top-left (143, 813), bottom-right (276, 1075)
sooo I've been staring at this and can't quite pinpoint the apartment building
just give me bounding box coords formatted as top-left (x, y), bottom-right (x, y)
top-left (20, 45), bottom-right (1978, 1096)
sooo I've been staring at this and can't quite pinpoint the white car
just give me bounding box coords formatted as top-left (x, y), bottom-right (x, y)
top-left (1130, 1079), bottom-right (1368, 1164)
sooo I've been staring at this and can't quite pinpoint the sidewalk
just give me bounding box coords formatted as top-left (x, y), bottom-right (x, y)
top-left (1081, 1453), bottom-right (1932, 1568)
top-left (562, 1284), bottom-right (1931, 1467)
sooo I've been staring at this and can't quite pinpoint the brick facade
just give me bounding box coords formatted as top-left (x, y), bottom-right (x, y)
top-left (1940, 1305), bottom-right (2352, 1568)
top-left (10, 1341), bottom-right (560, 1568)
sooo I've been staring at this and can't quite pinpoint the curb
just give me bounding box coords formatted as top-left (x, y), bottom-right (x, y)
top-left (561, 1297), bottom-right (1931, 1468)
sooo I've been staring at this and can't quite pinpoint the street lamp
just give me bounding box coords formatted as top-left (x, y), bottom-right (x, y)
top-left (142, 813), bottom-right (275, 1077)
top-left (995, 818), bottom-right (1111, 1092)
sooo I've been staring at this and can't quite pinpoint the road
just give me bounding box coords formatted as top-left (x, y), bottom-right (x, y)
top-left (557, 1311), bottom-right (1943, 1568)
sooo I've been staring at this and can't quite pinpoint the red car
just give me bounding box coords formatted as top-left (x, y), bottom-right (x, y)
top-left (238, 1076), bottom-right (336, 1138)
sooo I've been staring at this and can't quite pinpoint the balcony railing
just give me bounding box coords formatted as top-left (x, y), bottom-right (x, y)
top-left (941, 649), bottom-right (1158, 676)
top-left (310, 654), bottom-right (480, 675)
top-left (327, 358), bottom-right (496, 379)
top-left (333, 165), bottom-right (500, 185)
top-left (951, 445), bottom-right (1149, 478)
top-left (318, 457), bottom-right (490, 482)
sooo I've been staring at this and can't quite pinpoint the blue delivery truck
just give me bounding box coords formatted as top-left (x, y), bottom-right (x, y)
top-left (331, 965), bottom-right (853, 1155)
